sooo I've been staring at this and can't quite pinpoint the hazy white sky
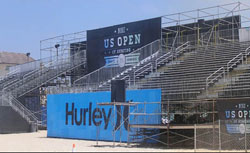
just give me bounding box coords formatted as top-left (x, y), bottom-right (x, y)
top-left (0, 0), bottom-right (249, 59)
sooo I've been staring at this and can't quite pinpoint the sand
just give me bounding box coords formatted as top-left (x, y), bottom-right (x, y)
top-left (0, 131), bottom-right (244, 152)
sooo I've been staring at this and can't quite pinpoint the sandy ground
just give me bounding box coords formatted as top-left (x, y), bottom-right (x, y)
top-left (0, 131), bottom-right (246, 152)
top-left (0, 130), bottom-right (182, 152)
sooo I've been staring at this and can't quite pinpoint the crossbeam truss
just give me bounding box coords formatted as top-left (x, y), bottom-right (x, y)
top-left (161, 2), bottom-right (250, 49)
top-left (40, 31), bottom-right (86, 60)
top-left (40, 2), bottom-right (250, 60)
top-left (161, 2), bottom-right (250, 32)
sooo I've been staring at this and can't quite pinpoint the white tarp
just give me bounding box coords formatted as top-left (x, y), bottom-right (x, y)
top-left (239, 27), bottom-right (250, 42)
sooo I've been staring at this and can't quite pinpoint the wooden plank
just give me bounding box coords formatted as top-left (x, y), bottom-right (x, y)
top-left (129, 124), bottom-right (219, 129)
top-left (97, 102), bottom-right (138, 106)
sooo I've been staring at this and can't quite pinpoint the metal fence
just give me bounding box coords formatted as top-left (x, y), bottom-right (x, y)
top-left (195, 119), bottom-right (250, 152)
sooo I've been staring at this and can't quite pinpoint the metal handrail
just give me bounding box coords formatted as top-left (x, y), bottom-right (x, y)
top-left (134, 63), bottom-right (153, 77)
top-left (22, 51), bottom-right (73, 79)
top-left (3, 50), bottom-right (86, 96)
top-left (155, 41), bottom-right (190, 70)
top-left (245, 46), bottom-right (250, 64)
top-left (227, 52), bottom-right (243, 73)
top-left (2, 93), bottom-right (38, 123)
top-left (0, 67), bottom-right (20, 82)
top-left (73, 39), bottom-right (160, 85)
top-left (1, 52), bottom-right (75, 89)
top-left (17, 59), bottom-right (86, 98)
top-left (206, 67), bottom-right (225, 91)
top-left (10, 95), bottom-right (38, 121)
top-left (133, 63), bottom-right (153, 86)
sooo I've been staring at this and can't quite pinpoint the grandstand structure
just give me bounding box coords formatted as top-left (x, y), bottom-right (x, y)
top-left (1, 1), bottom-right (250, 148)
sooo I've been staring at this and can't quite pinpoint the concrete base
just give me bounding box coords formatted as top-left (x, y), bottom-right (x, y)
top-left (0, 106), bottom-right (32, 134)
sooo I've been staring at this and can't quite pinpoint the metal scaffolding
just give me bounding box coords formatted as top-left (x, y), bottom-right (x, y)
top-left (40, 31), bottom-right (86, 60)
top-left (95, 102), bottom-right (138, 147)
top-left (94, 100), bottom-right (218, 148)
top-left (161, 2), bottom-right (250, 49)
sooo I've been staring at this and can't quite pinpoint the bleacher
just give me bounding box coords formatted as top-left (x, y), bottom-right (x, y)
top-left (69, 41), bottom-right (250, 103)
top-left (219, 65), bottom-right (250, 98)
top-left (135, 41), bottom-right (250, 102)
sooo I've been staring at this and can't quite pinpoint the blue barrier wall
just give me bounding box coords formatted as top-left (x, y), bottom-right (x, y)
top-left (47, 89), bottom-right (161, 142)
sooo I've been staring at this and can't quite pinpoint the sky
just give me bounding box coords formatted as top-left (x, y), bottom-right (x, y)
top-left (0, 0), bottom-right (250, 59)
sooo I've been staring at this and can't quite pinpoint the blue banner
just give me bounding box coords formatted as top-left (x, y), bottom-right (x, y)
top-left (47, 89), bottom-right (161, 142)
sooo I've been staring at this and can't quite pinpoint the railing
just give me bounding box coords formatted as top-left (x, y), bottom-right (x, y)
top-left (73, 40), bottom-right (160, 86)
top-left (245, 46), bottom-right (250, 64)
top-left (2, 92), bottom-right (38, 124)
top-left (155, 41), bottom-right (190, 71)
top-left (227, 52), bottom-right (244, 73)
top-left (3, 50), bottom-right (86, 97)
top-left (133, 63), bottom-right (153, 86)
top-left (0, 67), bottom-right (20, 82)
top-left (206, 67), bottom-right (225, 92)
top-left (1, 51), bottom-right (79, 89)
top-left (205, 43), bottom-right (250, 96)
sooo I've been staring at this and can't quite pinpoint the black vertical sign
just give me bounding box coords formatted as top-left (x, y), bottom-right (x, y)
top-left (86, 17), bottom-right (161, 73)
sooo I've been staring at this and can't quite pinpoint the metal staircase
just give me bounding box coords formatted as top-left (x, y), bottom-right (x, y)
top-left (1, 93), bottom-right (38, 125)
top-left (0, 50), bottom-right (86, 130)
top-left (3, 51), bottom-right (86, 98)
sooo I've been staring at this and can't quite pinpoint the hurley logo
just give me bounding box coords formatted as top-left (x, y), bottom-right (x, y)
top-left (65, 102), bottom-right (129, 130)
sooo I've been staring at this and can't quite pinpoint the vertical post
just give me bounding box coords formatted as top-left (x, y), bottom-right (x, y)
top-left (194, 124), bottom-right (197, 152)
top-left (96, 104), bottom-right (99, 146)
top-left (120, 106), bottom-right (122, 146)
top-left (213, 100), bottom-right (215, 149)
top-left (144, 101), bottom-right (146, 124)
top-left (246, 48), bottom-right (249, 65)
top-left (137, 104), bottom-right (139, 144)
top-left (133, 71), bottom-right (136, 87)
top-left (167, 99), bottom-right (170, 148)
top-left (113, 103), bottom-right (116, 147)
top-left (197, 27), bottom-right (200, 46)
top-left (245, 116), bottom-right (247, 153)
top-left (232, 12), bottom-right (234, 42)
top-left (206, 79), bottom-right (208, 97)
top-left (223, 67), bottom-right (226, 82)
top-left (151, 42), bottom-right (153, 56)
top-left (127, 104), bottom-right (131, 146)
top-left (219, 119), bottom-right (221, 151)
top-left (98, 70), bottom-right (99, 84)
top-left (242, 54), bottom-right (244, 66)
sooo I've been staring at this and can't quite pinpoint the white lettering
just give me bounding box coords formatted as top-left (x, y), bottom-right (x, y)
top-left (244, 110), bottom-right (248, 118)
top-left (129, 35), bottom-right (134, 45)
top-left (238, 111), bottom-right (243, 118)
top-left (104, 39), bottom-right (109, 49)
top-left (110, 38), bottom-right (114, 48)
top-left (118, 27), bottom-right (126, 34)
top-left (232, 111), bottom-right (235, 118)
top-left (123, 36), bottom-right (128, 46)
top-left (225, 111), bottom-right (230, 119)
top-left (135, 34), bottom-right (141, 44)
top-left (104, 33), bottom-right (141, 49)
top-left (117, 37), bottom-right (123, 46)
